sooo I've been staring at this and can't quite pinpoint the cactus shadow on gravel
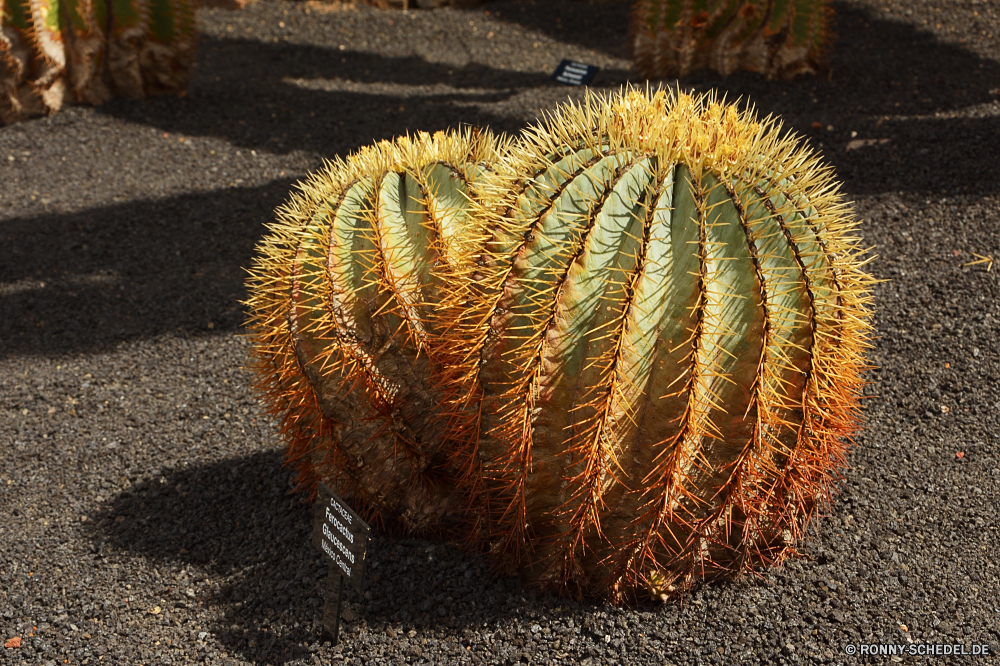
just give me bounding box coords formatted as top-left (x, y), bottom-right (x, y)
top-left (94, 36), bottom-right (558, 158)
top-left (90, 449), bottom-right (584, 665)
top-left (817, 2), bottom-right (1000, 195)
top-left (475, 0), bottom-right (635, 61)
top-left (0, 181), bottom-right (295, 360)
top-left (90, 1), bottom-right (1000, 197)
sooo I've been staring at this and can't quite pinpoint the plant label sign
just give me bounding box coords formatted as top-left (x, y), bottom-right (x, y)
top-left (312, 482), bottom-right (370, 592)
top-left (312, 482), bottom-right (370, 646)
top-left (551, 60), bottom-right (599, 86)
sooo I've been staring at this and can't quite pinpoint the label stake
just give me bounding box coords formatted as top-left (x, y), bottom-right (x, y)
top-left (321, 566), bottom-right (345, 645)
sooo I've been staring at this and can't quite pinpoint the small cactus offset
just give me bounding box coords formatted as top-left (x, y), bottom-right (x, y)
top-left (439, 89), bottom-right (874, 601)
top-left (0, 0), bottom-right (196, 124)
top-left (245, 128), bottom-right (507, 534)
top-left (631, 0), bottom-right (831, 80)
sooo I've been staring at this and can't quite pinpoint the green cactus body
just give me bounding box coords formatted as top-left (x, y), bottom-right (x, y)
top-left (246, 130), bottom-right (507, 533)
top-left (768, 0), bottom-right (792, 31)
top-left (0, 0), bottom-right (47, 122)
top-left (64, 0), bottom-right (111, 104)
top-left (247, 90), bottom-right (875, 603)
top-left (138, 0), bottom-right (194, 95)
top-left (438, 90), bottom-right (873, 601)
top-left (105, 0), bottom-right (147, 98)
top-left (793, 0), bottom-right (826, 53)
top-left (29, 0), bottom-right (64, 67)
top-left (631, 0), bottom-right (831, 79)
top-left (25, 0), bottom-right (70, 111)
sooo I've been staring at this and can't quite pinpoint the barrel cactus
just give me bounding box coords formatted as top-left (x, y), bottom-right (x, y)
top-left (245, 128), bottom-right (507, 533)
top-left (437, 89), bottom-right (873, 601)
top-left (246, 90), bottom-right (874, 603)
top-left (631, 0), bottom-right (831, 80)
top-left (1, 0), bottom-right (196, 124)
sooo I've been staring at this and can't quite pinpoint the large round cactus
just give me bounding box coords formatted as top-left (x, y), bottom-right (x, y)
top-left (437, 90), bottom-right (874, 601)
top-left (247, 91), bottom-right (874, 603)
top-left (245, 128), bottom-right (507, 533)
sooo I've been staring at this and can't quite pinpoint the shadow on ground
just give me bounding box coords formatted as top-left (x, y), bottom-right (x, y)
top-left (90, 450), bottom-right (603, 664)
top-left (475, 0), bottom-right (634, 62)
top-left (0, 180), bottom-right (291, 359)
top-left (100, 0), bottom-right (1000, 193)
top-left (96, 37), bottom-right (552, 158)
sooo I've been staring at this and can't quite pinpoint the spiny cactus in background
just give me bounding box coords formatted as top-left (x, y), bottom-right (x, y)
top-left (0, 0), bottom-right (198, 124)
top-left (245, 128), bottom-right (507, 534)
top-left (631, 0), bottom-right (831, 80)
top-left (331, 0), bottom-right (484, 8)
top-left (438, 89), bottom-right (874, 602)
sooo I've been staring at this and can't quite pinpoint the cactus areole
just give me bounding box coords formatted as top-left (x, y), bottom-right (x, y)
top-left (246, 90), bottom-right (875, 604)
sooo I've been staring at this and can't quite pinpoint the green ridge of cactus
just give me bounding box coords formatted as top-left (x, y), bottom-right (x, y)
top-left (106, 0), bottom-right (149, 98)
top-left (1, 0), bottom-right (48, 123)
top-left (65, 0), bottom-right (111, 104)
top-left (24, 0), bottom-right (70, 113)
top-left (141, 0), bottom-right (196, 95)
top-left (245, 128), bottom-right (508, 534)
top-left (631, 0), bottom-right (831, 80)
top-left (0, 0), bottom-right (198, 124)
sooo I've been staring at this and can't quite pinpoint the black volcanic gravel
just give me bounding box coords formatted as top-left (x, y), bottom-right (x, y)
top-left (2, 1), bottom-right (1000, 664)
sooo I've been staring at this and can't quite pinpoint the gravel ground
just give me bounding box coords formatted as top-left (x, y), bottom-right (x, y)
top-left (2, 1), bottom-right (999, 664)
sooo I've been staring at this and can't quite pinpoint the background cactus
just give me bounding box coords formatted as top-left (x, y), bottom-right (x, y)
top-left (1, 0), bottom-right (198, 124)
top-left (245, 128), bottom-right (506, 534)
top-left (631, 0), bottom-right (831, 80)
